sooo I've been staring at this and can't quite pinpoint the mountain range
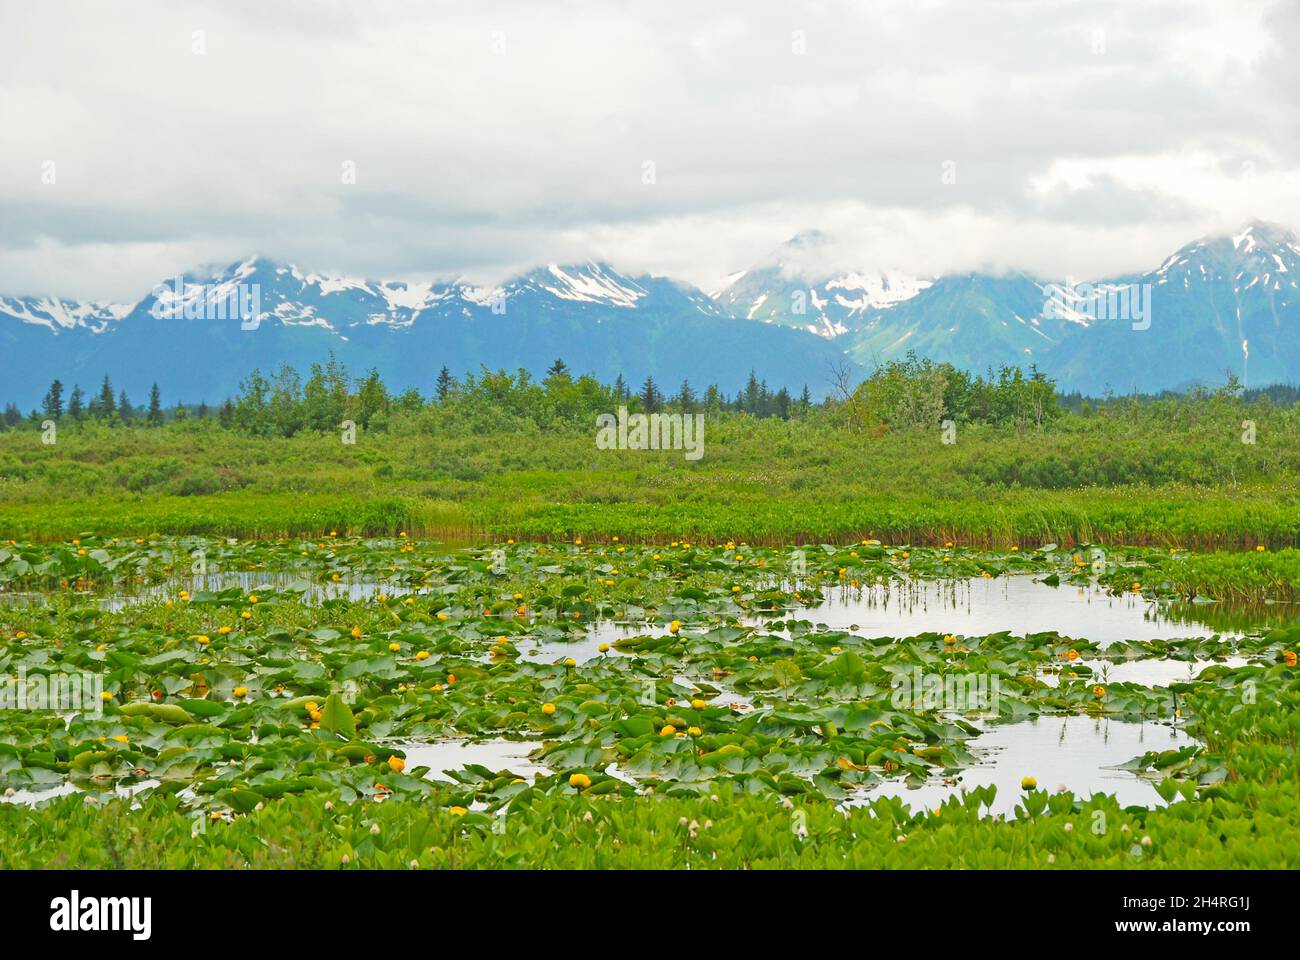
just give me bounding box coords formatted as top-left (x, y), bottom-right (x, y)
top-left (725, 221), bottom-right (1300, 395)
top-left (0, 260), bottom-right (848, 409)
top-left (2, 221), bottom-right (1298, 407)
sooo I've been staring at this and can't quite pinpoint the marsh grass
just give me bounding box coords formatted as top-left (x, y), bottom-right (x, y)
top-left (1, 399), bottom-right (1298, 546)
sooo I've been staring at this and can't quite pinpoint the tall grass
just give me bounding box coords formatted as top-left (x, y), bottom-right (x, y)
top-left (1, 399), bottom-right (1296, 544)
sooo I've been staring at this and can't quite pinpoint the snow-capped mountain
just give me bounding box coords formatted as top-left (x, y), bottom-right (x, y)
top-left (0, 258), bottom-right (845, 407)
top-left (846, 272), bottom-right (1068, 371)
top-left (5, 222), bottom-right (1300, 406)
top-left (1043, 221), bottom-right (1300, 392)
top-left (827, 220), bottom-right (1300, 393)
top-left (0, 295), bottom-right (130, 333)
top-left (714, 231), bottom-right (931, 338)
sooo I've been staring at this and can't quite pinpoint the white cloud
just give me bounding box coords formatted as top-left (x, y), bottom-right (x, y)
top-left (0, 0), bottom-right (1296, 299)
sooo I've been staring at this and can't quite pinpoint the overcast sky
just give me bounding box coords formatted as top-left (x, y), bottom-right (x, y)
top-left (2, 0), bottom-right (1297, 300)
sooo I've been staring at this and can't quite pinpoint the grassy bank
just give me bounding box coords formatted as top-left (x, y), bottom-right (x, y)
top-left (1, 401), bottom-right (1297, 546)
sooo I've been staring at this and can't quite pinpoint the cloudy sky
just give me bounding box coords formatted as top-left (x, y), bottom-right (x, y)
top-left (1, 0), bottom-right (1296, 299)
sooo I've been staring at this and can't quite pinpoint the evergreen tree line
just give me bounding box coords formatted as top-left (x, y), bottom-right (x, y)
top-left (2, 357), bottom-right (817, 438)
top-left (1, 375), bottom-right (165, 429)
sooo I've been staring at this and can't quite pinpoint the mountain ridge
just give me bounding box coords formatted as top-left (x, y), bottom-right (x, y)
top-left (0, 258), bottom-right (847, 408)
top-left (4, 221), bottom-right (1298, 406)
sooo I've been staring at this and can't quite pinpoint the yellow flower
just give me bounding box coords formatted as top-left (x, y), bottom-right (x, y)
top-left (248, 595), bottom-right (258, 604)
top-left (1067, 649), bottom-right (1079, 662)
top-left (415, 650), bottom-right (429, 661)
top-left (233, 686), bottom-right (248, 698)
top-left (388, 642), bottom-right (401, 652)
top-left (668, 620), bottom-right (681, 634)
top-left (111, 734), bottom-right (129, 743)
top-left (217, 626), bottom-right (232, 635)
top-left (1093, 685), bottom-right (1106, 699)
top-left (241, 610), bottom-right (252, 620)
top-left (660, 724), bottom-right (676, 737)
top-left (686, 726), bottom-right (702, 736)
top-left (568, 773), bottom-right (592, 789)
top-left (691, 699), bottom-right (706, 710)
top-left (541, 702), bottom-right (557, 716)
top-left (1021, 776), bottom-right (1037, 790)
top-left (1256, 544), bottom-right (1266, 552)
top-left (101, 691), bottom-right (114, 701)
top-left (387, 756), bottom-right (405, 774)
top-left (563, 657), bottom-right (576, 667)
top-left (436, 612), bottom-right (449, 621)
top-left (351, 627), bottom-right (362, 639)
top-left (449, 805), bottom-right (468, 816)
top-left (196, 635), bottom-right (210, 645)
top-left (597, 643), bottom-right (610, 653)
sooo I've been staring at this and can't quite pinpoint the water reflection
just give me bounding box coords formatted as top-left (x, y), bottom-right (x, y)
top-left (776, 576), bottom-right (1288, 646)
top-left (848, 715), bottom-right (1194, 818)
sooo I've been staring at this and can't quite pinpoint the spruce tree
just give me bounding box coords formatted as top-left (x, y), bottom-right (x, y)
top-left (639, 376), bottom-right (661, 414)
top-left (147, 383), bottom-right (163, 425)
top-left (96, 374), bottom-right (116, 418)
top-left (42, 379), bottom-right (64, 419)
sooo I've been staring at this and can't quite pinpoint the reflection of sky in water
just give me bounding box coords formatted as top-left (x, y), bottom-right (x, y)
top-left (847, 716), bottom-right (1194, 818)
top-left (779, 577), bottom-right (1278, 646)
top-left (89, 570), bottom-right (427, 611)
top-left (523, 623), bottom-right (652, 664)
top-left (1040, 656), bottom-right (1250, 687)
top-left (392, 739), bottom-right (549, 782)
top-left (2, 778), bottom-right (159, 807)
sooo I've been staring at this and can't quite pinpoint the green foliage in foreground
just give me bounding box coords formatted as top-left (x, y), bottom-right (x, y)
top-left (2, 756), bottom-right (1295, 869)
top-left (0, 540), bottom-right (1298, 869)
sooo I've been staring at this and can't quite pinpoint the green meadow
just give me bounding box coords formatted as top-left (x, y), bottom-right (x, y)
top-left (1, 366), bottom-right (1297, 869)
top-left (1, 383), bottom-right (1297, 548)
